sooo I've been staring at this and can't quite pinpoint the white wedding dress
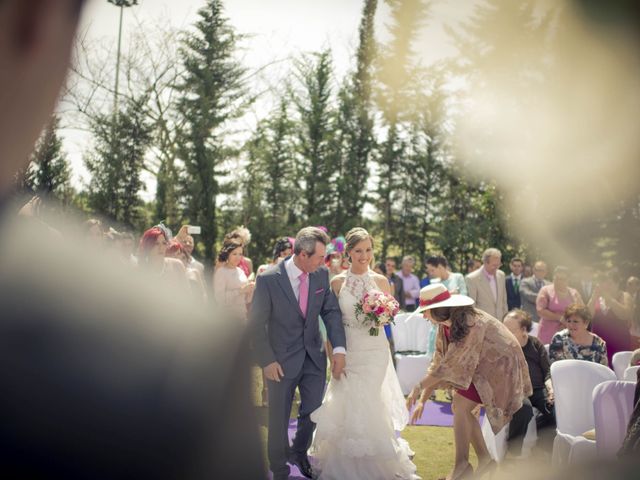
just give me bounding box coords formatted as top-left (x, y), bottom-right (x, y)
top-left (310, 269), bottom-right (420, 480)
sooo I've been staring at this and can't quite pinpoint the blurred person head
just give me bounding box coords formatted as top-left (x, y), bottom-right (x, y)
top-left (523, 264), bottom-right (533, 278)
top-left (533, 261), bottom-right (548, 280)
top-left (425, 255), bottom-right (449, 280)
top-left (272, 237), bottom-right (292, 262)
top-left (467, 258), bottom-right (482, 273)
top-left (373, 262), bottom-right (386, 276)
top-left (217, 241), bottom-right (243, 268)
top-left (579, 265), bottom-right (595, 282)
top-left (84, 218), bottom-right (103, 243)
top-left (344, 227), bottom-right (374, 270)
top-left (482, 248), bottom-right (502, 276)
top-left (385, 257), bottom-right (397, 276)
top-left (293, 226), bottom-right (330, 273)
top-left (599, 268), bottom-right (624, 295)
top-left (225, 226), bottom-right (251, 248)
top-left (553, 266), bottom-right (570, 292)
top-left (401, 255), bottom-right (415, 275)
top-left (510, 257), bottom-right (524, 276)
top-left (138, 227), bottom-right (168, 264)
top-left (181, 235), bottom-right (195, 256)
top-left (627, 276), bottom-right (640, 296)
top-left (564, 303), bottom-right (593, 337)
top-left (503, 309), bottom-right (533, 346)
top-left (0, 0), bottom-right (84, 196)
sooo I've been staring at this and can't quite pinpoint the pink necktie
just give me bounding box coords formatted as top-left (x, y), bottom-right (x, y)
top-left (298, 272), bottom-right (309, 318)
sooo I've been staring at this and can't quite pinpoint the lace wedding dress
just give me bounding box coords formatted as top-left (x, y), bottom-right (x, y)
top-left (310, 269), bottom-right (420, 480)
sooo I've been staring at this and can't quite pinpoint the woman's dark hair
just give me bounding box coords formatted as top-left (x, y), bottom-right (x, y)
top-left (426, 255), bottom-right (448, 269)
top-left (430, 306), bottom-right (479, 343)
top-left (564, 303), bottom-right (592, 325)
top-left (218, 241), bottom-right (243, 263)
top-left (374, 262), bottom-right (387, 275)
top-left (272, 238), bottom-right (292, 261)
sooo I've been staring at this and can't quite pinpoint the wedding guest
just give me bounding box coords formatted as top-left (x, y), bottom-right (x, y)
top-left (589, 269), bottom-right (633, 366)
top-left (84, 218), bottom-right (103, 245)
top-left (166, 240), bottom-right (207, 302)
top-left (257, 237), bottom-right (292, 276)
top-left (520, 261), bottom-right (550, 322)
top-left (385, 257), bottom-right (406, 310)
top-left (573, 265), bottom-right (596, 307)
top-left (0, 1), bottom-right (262, 476)
top-left (224, 226), bottom-right (253, 277)
top-left (626, 276), bottom-right (640, 348)
top-left (174, 226), bottom-right (205, 274)
top-left (506, 257), bottom-right (524, 310)
top-left (138, 226), bottom-right (187, 284)
top-left (523, 264), bottom-right (533, 278)
top-left (408, 284), bottom-right (531, 480)
top-left (549, 304), bottom-right (608, 366)
top-left (618, 368), bottom-right (640, 458)
top-left (465, 248), bottom-right (508, 321)
top-left (399, 255), bottom-right (420, 311)
top-left (467, 258), bottom-right (482, 274)
top-left (213, 241), bottom-right (254, 320)
top-left (536, 266), bottom-right (584, 344)
top-left (425, 255), bottom-right (468, 295)
top-left (504, 310), bottom-right (555, 442)
top-left (373, 262), bottom-right (386, 276)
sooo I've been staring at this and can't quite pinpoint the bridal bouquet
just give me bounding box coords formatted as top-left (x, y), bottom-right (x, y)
top-left (355, 291), bottom-right (400, 336)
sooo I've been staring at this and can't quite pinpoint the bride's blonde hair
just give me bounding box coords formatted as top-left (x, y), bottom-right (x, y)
top-left (345, 227), bottom-right (374, 263)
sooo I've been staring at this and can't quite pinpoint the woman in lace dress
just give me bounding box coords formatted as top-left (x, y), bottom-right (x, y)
top-left (310, 228), bottom-right (419, 480)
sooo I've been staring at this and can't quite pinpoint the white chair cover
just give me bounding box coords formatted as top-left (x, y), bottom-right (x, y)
top-left (391, 312), bottom-right (430, 352)
top-left (391, 312), bottom-right (432, 395)
top-left (612, 351), bottom-right (634, 380)
top-left (550, 359), bottom-right (616, 465)
top-left (530, 322), bottom-right (540, 338)
top-left (481, 408), bottom-right (537, 461)
top-left (593, 380), bottom-right (636, 458)
top-left (623, 365), bottom-right (640, 382)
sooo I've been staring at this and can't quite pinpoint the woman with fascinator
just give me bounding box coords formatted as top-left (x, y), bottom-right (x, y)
top-left (406, 284), bottom-right (532, 480)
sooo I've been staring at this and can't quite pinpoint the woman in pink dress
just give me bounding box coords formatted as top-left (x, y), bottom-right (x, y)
top-left (536, 266), bottom-right (584, 344)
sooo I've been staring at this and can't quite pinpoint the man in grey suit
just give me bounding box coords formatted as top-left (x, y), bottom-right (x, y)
top-left (520, 261), bottom-right (550, 322)
top-left (465, 248), bottom-right (509, 320)
top-left (251, 227), bottom-right (347, 480)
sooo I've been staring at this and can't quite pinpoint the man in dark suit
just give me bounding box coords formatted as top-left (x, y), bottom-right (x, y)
top-left (251, 227), bottom-right (347, 480)
top-left (385, 256), bottom-right (406, 309)
top-left (506, 257), bottom-right (524, 311)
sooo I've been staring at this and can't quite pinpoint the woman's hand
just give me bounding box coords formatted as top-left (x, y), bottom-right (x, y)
top-left (406, 384), bottom-right (422, 411)
top-left (410, 401), bottom-right (425, 424)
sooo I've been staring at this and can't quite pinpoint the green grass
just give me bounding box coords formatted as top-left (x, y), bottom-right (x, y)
top-left (252, 367), bottom-right (477, 480)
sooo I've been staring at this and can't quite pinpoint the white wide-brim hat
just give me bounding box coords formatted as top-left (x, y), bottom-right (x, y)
top-left (416, 283), bottom-right (474, 313)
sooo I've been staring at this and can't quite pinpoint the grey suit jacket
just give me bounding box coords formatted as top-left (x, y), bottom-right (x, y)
top-left (465, 268), bottom-right (508, 321)
top-left (519, 277), bottom-right (550, 322)
top-left (250, 260), bottom-right (346, 378)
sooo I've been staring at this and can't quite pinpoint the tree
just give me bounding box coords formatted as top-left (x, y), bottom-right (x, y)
top-left (85, 95), bottom-right (152, 228)
top-left (176, 0), bottom-right (248, 264)
top-left (293, 50), bottom-right (338, 229)
top-left (332, 0), bottom-right (378, 233)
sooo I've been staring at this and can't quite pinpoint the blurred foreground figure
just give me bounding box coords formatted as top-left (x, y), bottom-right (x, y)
top-left (0, 1), bottom-right (262, 478)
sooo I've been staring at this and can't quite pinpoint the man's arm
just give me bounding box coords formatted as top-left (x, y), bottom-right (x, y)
top-left (520, 278), bottom-right (539, 303)
top-left (466, 274), bottom-right (478, 302)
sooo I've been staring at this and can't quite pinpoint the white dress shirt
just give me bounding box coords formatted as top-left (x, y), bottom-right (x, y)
top-left (286, 256), bottom-right (346, 355)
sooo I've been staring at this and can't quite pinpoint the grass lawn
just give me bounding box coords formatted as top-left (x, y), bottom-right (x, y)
top-left (252, 367), bottom-right (479, 480)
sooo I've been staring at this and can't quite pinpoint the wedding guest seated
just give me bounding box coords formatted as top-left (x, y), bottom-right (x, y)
top-left (549, 304), bottom-right (608, 366)
top-left (407, 284), bottom-right (532, 480)
top-left (630, 348), bottom-right (640, 367)
top-left (504, 310), bottom-right (556, 456)
top-left (618, 368), bottom-right (640, 458)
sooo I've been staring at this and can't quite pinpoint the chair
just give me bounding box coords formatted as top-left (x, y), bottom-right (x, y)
top-left (623, 365), bottom-right (640, 382)
top-left (391, 312), bottom-right (432, 395)
top-left (592, 380), bottom-right (636, 458)
top-left (550, 359), bottom-right (616, 465)
top-left (612, 351), bottom-right (634, 380)
top-left (481, 408), bottom-right (538, 462)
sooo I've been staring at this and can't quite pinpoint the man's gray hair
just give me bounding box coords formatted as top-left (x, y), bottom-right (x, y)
top-left (482, 248), bottom-right (502, 264)
top-left (401, 255), bottom-right (415, 265)
top-left (294, 227), bottom-right (330, 256)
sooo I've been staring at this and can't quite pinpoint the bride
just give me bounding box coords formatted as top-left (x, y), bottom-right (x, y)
top-left (310, 227), bottom-right (420, 480)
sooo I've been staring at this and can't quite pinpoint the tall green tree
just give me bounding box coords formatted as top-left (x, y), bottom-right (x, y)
top-left (375, 0), bottom-right (429, 257)
top-left (293, 50), bottom-right (337, 229)
top-left (176, 0), bottom-right (248, 264)
top-left (28, 115), bottom-right (73, 203)
top-left (85, 96), bottom-right (152, 228)
top-left (333, 0), bottom-right (378, 233)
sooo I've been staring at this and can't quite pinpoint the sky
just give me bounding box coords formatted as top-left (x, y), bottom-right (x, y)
top-left (65, 0), bottom-right (472, 198)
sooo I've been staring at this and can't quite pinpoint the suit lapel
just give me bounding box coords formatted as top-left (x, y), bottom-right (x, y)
top-left (276, 261), bottom-right (304, 318)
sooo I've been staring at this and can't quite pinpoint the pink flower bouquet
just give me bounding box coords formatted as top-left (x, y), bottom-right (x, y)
top-left (355, 291), bottom-right (400, 336)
